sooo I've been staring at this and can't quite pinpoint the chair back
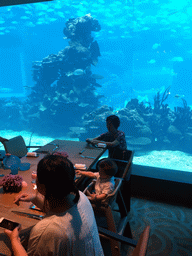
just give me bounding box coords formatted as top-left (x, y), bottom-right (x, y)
top-left (3, 136), bottom-right (28, 158)
top-left (104, 178), bottom-right (123, 205)
top-left (83, 178), bottom-right (123, 206)
top-left (110, 148), bottom-right (133, 160)
top-left (131, 226), bottom-right (150, 256)
top-left (113, 150), bottom-right (134, 180)
top-left (96, 150), bottom-right (134, 181)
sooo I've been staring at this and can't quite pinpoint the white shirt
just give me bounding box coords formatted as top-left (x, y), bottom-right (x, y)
top-left (94, 172), bottom-right (115, 195)
top-left (27, 191), bottom-right (104, 256)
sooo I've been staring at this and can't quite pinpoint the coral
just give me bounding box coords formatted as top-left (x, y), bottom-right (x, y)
top-left (173, 99), bottom-right (192, 133)
top-left (154, 86), bottom-right (171, 115)
top-left (22, 14), bottom-right (102, 135)
top-left (63, 14), bottom-right (101, 48)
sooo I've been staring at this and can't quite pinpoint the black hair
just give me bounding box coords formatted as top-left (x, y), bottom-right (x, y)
top-left (99, 158), bottom-right (118, 177)
top-left (37, 155), bottom-right (80, 204)
top-left (106, 115), bottom-right (120, 129)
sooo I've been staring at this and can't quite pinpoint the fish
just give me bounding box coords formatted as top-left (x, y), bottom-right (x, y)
top-left (73, 69), bottom-right (84, 75)
top-left (171, 57), bottom-right (183, 62)
top-left (148, 59), bottom-right (156, 64)
top-left (66, 69), bottom-right (85, 77)
top-left (0, 87), bottom-right (13, 93)
top-left (50, 80), bottom-right (58, 87)
top-left (152, 43), bottom-right (160, 49)
top-left (39, 104), bottom-right (47, 111)
top-left (174, 94), bottom-right (185, 98)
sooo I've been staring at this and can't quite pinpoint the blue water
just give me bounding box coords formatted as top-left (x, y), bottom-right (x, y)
top-left (0, 1), bottom-right (192, 178)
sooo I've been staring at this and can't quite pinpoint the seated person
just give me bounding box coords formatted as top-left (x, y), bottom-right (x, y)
top-left (86, 115), bottom-right (127, 158)
top-left (76, 159), bottom-right (118, 202)
top-left (5, 155), bottom-right (104, 256)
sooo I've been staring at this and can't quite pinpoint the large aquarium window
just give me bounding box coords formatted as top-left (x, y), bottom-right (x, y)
top-left (0, 0), bottom-right (192, 183)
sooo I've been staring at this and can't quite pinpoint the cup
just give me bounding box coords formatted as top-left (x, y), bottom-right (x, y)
top-left (31, 171), bottom-right (37, 183)
top-left (10, 164), bottom-right (19, 175)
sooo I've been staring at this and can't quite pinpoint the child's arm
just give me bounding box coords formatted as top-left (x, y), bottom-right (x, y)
top-left (89, 193), bottom-right (107, 201)
top-left (75, 170), bottom-right (96, 178)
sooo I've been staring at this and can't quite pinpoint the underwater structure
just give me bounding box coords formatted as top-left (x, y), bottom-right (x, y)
top-left (21, 14), bottom-right (102, 135)
top-left (79, 87), bottom-right (192, 154)
top-left (0, 12), bottom-right (192, 153)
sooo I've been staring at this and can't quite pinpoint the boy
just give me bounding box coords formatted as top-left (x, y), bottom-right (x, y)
top-left (86, 115), bottom-right (127, 158)
top-left (76, 159), bottom-right (117, 202)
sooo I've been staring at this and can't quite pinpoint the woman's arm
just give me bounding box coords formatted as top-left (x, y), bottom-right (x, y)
top-left (14, 193), bottom-right (44, 210)
top-left (89, 193), bottom-right (107, 201)
top-left (4, 227), bottom-right (27, 256)
top-left (31, 193), bottom-right (45, 210)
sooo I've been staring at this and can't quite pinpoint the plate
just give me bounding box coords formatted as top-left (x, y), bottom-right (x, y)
top-left (3, 155), bottom-right (21, 169)
top-left (19, 162), bottom-right (31, 171)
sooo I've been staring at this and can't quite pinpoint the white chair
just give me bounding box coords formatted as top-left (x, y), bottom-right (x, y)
top-left (84, 178), bottom-right (132, 256)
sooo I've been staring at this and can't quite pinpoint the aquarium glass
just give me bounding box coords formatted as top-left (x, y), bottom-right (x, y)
top-left (0, 0), bottom-right (192, 183)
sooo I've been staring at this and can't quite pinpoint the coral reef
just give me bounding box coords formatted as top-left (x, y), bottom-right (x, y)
top-left (0, 15), bottom-right (191, 154)
top-left (78, 88), bottom-right (192, 154)
top-left (22, 14), bottom-right (102, 135)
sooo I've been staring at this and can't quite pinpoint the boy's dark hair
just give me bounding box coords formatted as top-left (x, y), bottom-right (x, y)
top-left (99, 158), bottom-right (118, 177)
top-left (106, 115), bottom-right (120, 129)
top-left (37, 155), bottom-right (80, 203)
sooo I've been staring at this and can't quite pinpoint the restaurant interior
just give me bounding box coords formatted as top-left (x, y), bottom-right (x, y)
top-left (0, 0), bottom-right (192, 255)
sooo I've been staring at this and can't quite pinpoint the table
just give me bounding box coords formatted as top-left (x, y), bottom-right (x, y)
top-left (0, 140), bottom-right (106, 255)
top-left (35, 139), bottom-right (106, 170)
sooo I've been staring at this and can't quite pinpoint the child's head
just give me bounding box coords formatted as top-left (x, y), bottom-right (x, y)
top-left (98, 159), bottom-right (118, 178)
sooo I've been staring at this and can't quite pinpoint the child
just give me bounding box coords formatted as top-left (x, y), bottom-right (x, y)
top-left (75, 159), bottom-right (118, 202)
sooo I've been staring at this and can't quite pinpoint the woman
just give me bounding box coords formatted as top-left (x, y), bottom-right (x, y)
top-left (5, 155), bottom-right (104, 256)
top-left (86, 115), bottom-right (127, 158)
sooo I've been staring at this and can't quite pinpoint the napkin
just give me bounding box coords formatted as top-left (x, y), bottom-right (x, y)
top-left (27, 152), bottom-right (38, 157)
top-left (97, 143), bottom-right (107, 148)
top-left (74, 164), bottom-right (86, 170)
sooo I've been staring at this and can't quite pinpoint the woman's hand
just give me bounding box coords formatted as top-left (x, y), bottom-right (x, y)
top-left (4, 225), bottom-right (21, 243)
top-left (5, 226), bottom-right (28, 256)
top-left (14, 193), bottom-right (36, 205)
